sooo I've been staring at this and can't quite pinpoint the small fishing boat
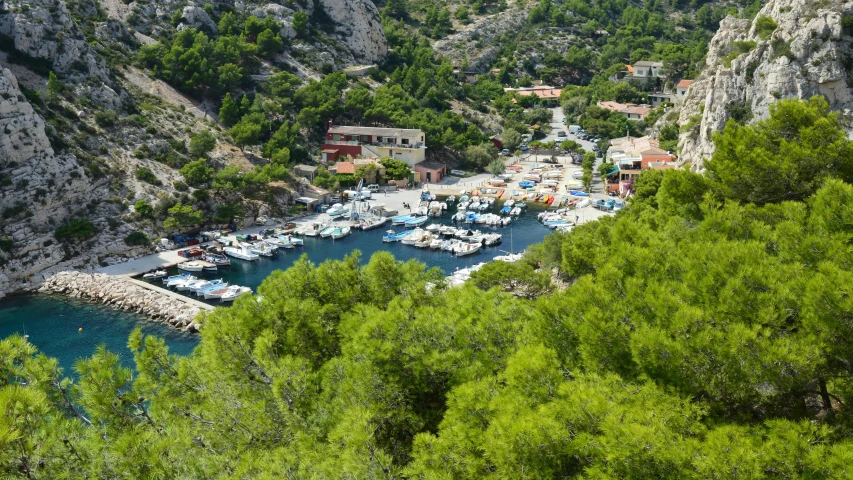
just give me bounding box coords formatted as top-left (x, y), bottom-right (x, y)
top-left (426, 224), bottom-right (441, 233)
top-left (194, 280), bottom-right (226, 296)
top-left (286, 235), bottom-right (304, 246)
top-left (331, 226), bottom-right (351, 240)
top-left (457, 201), bottom-right (469, 211)
top-left (504, 199), bottom-right (515, 208)
top-left (516, 202), bottom-right (527, 208)
top-left (454, 242), bottom-right (481, 257)
top-left (510, 207), bottom-right (522, 216)
top-left (446, 195), bottom-right (456, 203)
top-left (391, 214), bottom-right (413, 225)
top-left (178, 261), bottom-right (204, 272)
top-left (204, 285), bottom-right (231, 300)
top-left (177, 278), bottom-right (205, 292)
top-left (405, 216), bottom-right (429, 227)
top-left (459, 195), bottom-right (469, 203)
top-left (221, 286), bottom-right (252, 302)
top-left (163, 273), bottom-right (191, 285)
top-left (319, 226), bottom-right (336, 238)
top-left (569, 190), bottom-right (589, 197)
top-left (429, 238), bottom-right (443, 249)
top-left (383, 229), bottom-right (408, 242)
top-left (142, 270), bottom-right (167, 280)
top-left (452, 211), bottom-right (466, 222)
top-left (519, 181), bottom-right (536, 188)
top-left (204, 254), bottom-right (231, 268)
top-left (165, 274), bottom-right (194, 288)
top-left (301, 222), bottom-right (324, 237)
top-left (500, 205), bottom-right (511, 215)
top-left (415, 234), bottom-right (434, 248)
top-left (360, 217), bottom-right (389, 230)
top-left (224, 244), bottom-right (260, 261)
top-left (190, 279), bottom-right (223, 295)
top-left (465, 212), bottom-right (480, 224)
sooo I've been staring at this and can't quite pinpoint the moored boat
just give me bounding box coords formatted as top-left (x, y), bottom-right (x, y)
top-left (383, 230), bottom-right (408, 242)
top-left (331, 226), bottom-right (351, 240)
top-left (178, 261), bottom-right (204, 272)
top-left (143, 270), bottom-right (167, 280)
top-left (220, 286), bottom-right (252, 302)
top-left (224, 244), bottom-right (260, 261)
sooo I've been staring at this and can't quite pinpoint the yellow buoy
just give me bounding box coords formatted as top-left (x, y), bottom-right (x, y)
top-left (78, 328), bottom-right (83, 333)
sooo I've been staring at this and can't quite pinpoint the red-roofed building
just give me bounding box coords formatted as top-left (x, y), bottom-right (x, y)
top-left (676, 79), bottom-right (693, 102)
top-left (321, 123), bottom-right (427, 166)
top-left (504, 85), bottom-right (563, 104)
top-left (335, 161), bottom-right (356, 174)
top-left (597, 101), bottom-right (653, 120)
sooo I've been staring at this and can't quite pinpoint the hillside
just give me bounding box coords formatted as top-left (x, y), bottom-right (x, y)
top-left (673, 0), bottom-right (853, 168)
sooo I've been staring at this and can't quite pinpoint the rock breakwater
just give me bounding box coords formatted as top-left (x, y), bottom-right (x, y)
top-left (39, 271), bottom-right (203, 332)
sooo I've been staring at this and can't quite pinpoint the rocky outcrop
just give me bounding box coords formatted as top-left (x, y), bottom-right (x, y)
top-left (40, 272), bottom-right (203, 332)
top-left (676, 0), bottom-right (853, 169)
top-left (0, 64), bottom-right (146, 298)
top-left (433, 6), bottom-right (530, 72)
top-left (0, 0), bottom-right (110, 83)
top-left (178, 6), bottom-right (217, 34)
top-left (317, 0), bottom-right (387, 64)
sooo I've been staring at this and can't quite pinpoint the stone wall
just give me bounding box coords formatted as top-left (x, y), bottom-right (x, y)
top-left (40, 271), bottom-right (203, 332)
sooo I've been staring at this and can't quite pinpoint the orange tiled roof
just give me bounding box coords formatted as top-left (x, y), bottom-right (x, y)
top-left (335, 162), bottom-right (356, 174)
top-left (677, 79), bottom-right (693, 89)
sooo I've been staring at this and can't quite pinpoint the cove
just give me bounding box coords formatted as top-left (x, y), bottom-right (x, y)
top-left (0, 208), bottom-right (555, 371)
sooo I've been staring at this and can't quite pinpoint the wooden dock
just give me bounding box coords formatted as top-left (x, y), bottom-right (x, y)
top-left (126, 278), bottom-right (215, 311)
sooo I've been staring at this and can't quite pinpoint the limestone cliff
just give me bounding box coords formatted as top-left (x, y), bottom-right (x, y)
top-left (0, 66), bottom-right (145, 297)
top-left (676, 0), bottom-right (853, 169)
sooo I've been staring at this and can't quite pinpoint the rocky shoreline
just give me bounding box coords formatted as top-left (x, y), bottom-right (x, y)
top-left (39, 271), bottom-right (203, 332)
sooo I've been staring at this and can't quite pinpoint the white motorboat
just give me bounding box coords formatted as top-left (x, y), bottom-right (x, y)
top-left (265, 237), bottom-right (293, 249)
top-left (224, 244), bottom-right (260, 261)
top-left (454, 242), bottom-right (481, 256)
top-left (326, 203), bottom-right (348, 217)
top-left (401, 228), bottom-right (427, 245)
top-left (483, 233), bottom-right (502, 246)
top-left (220, 286), bottom-right (252, 302)
top-left (287, 235), bottom-right (304, 246)
top-left (510, 207), bottom-right (522, 216)
top-left (319, 226), bottom-right (336, 238)
top-left (415, 234), bottom-right (434, 248)
top-left (439, 225), bottom-right (457, 236)
top-left (171, 277), bottom-right (198, 291)
top-left (457, 201), bottom-right (469, 211)
top-left (452, 211), bottom-right (466, 222)
top-left (178, 261), bottom-right (204, 272)
top-left (191, 279), bottom-right (223, 295)
top-left (142, 270), bottom-right (167, 280)
top-left (446, 195), bottom-right (456, 203)
top-left (360, 217), bottom-right (389, 231)
top-left (425, 224), bottom-right (441, 233)
top-left (249, 242), bottom-right (277, 257)
top-left (504, 199), bottom-right (515, 208)
top-left (166, 274), bottom-right (195, 288)
top-left (429, 238), bottom-right (443, 249)
top-left (331, 226), bottom-right (351, 240)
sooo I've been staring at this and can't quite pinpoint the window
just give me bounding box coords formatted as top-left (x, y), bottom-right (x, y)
top-left (401, 138), bottom-right (409, 145)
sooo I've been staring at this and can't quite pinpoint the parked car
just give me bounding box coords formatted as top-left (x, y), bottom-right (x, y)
top-left (501, 148), bottom-right (510, 156)
top-left (592, 137), bottom-right (602, 143)
top-left (520, 144), bottom-right (529, 152)
top-left (366, 184), bottom-right (380, 191)
top-left (557, 131), bottom-right (567, 137)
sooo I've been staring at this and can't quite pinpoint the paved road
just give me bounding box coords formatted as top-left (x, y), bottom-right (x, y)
top-left (539, 107), bottom-right (598, 152)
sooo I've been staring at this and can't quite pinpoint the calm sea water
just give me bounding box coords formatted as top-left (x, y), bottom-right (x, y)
top-left (0, 294), bottom-right (198, 374)
top-left (0, 206), bottom-right (554, 371)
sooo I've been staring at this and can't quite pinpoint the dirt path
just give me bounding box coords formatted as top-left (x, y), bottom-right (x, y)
top-left (121, 66), bottom-right (219, 120)
top-left (101, 0), bottom-right (128, 22)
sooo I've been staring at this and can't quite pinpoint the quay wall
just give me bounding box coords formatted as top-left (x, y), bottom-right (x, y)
top-left (39, 271), bottom-right (205, 332)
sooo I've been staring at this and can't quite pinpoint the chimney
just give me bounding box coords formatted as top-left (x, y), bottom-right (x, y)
top-left (327, 120), bottom-right (333, 131)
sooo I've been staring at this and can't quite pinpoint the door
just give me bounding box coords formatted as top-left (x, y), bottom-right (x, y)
top-left (426, 172), bottom-right (432, 182)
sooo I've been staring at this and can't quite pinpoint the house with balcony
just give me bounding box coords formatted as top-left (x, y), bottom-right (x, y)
top-left (632, 61), bottom-right (664, 78)
top-left (321, 124), bottom-right (427, 167)
top-left (604, 136), bottom-right (677, 195)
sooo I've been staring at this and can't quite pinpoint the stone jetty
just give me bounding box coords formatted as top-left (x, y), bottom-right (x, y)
top-left (40, 271), bottom-right (203, 332)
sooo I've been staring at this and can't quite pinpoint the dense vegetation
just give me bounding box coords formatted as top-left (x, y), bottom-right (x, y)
top-left (5, 97), bottom-right (853, 477)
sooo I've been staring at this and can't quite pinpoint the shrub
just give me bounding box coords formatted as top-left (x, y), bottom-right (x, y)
top-left (135, 167), bottom-right (160, 185)
top-left (124, 231), bottom-right (150, 246)
top-left (55, 218), bottom-right (95, 241)
top-left (94, 110), bottom-right (117, 127)
top-left (754, 15), bottom-right (778, 40)
top-left (0, 237), bottom-right (13, 252)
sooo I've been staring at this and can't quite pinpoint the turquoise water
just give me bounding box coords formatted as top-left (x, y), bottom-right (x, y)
top-left (0, 294), bottom-right (199, 374)
top-left (0, 206), bottom-right (554, 371)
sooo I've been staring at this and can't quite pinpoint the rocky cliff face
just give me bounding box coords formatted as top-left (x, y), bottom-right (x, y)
top-left (0, 65), bottom-right (146, 297)
top-left (433, 6), bottom-right (530, 73)
top-left (676, 0), bottom-right (853, 169)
